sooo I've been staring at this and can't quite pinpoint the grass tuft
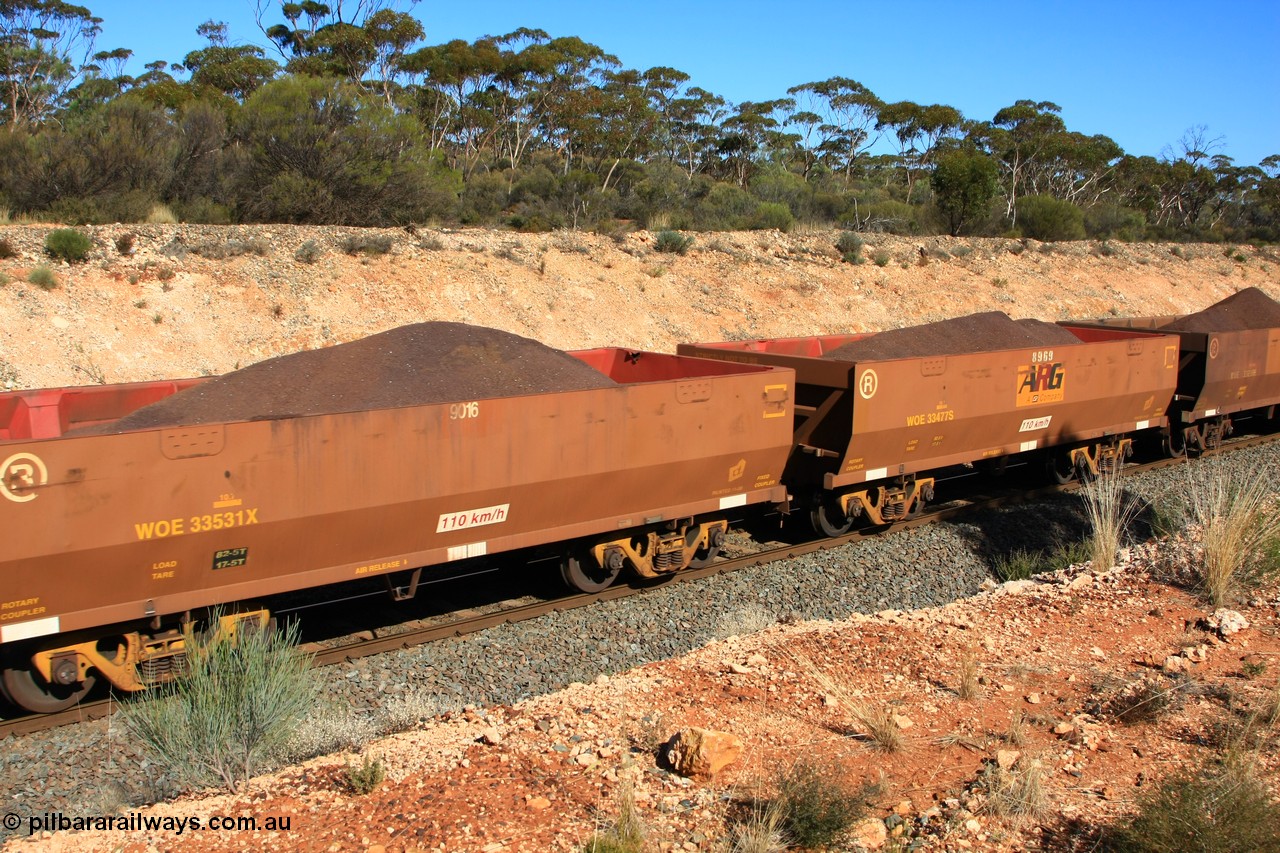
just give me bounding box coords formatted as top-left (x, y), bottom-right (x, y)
top-left (121, 613), bottom-right (317, 792)
top-left (979, 757), bottom-right (1048, 819)
top-left (1081, 465), bottom-right (1144, 570)
top-left (581, 783), bottom-right (644, 853)
top-left (728, 801), bottom-right (788, 853)
top-left (1182, 461), bottom-right (1280, 605)
top-left (957, 649), bottom-right (981, 701)
top-left (146, 203), bottom-right (178, 224)
top-left (27, 264), bottom-right (57, 290)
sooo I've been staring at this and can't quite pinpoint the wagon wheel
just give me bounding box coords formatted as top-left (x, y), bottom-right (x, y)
top-left (560, 550), bottom-right (621, 594)
top-left (810, 500), bottom-right (854, 537)
top-left (1, 664), bottom-right (97, 714)
top-left (687, 527), bottom-right (725, 569)
top-left (1161, 427), bottom-right (1186, 459)
top-left (1048, 451), bottom-right (1078, 485)
top-left (902, 493), bottom-right (927, 521)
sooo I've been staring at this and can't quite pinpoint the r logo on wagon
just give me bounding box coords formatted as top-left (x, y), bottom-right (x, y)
top-left (437, 503), bottom-right (510, 533)
top-left (1, 453), bottom-right (47, 503)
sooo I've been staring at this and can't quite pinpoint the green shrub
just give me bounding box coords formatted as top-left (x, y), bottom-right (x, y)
top-left (835, 232), bottom-right (864, 264)
top-left (121, 614), bottom-right (317, 792)
top-left (750, 201), bottom-right (794, 232)
top-left (1085, 204), bottom-right (1146, 241)
top-left (345, 754), bottom-right (385, 795)
top-left (339, 234), bottom-right (394, 256)
top-left (774, 760), bottom-right (868, 848)
top-left (873, 250), bottom-right (891, 266)
top-left (27, 265), bottom-right (57, 289)
top-left (44, 228), bottom-right (92, 262)
top-left (1106, 752), bottom-right (1280, 852)
top-left (693, 182), bottom-right (757, 230)
top-left (654, 230), bottom-right (694, 255)
top-left (1016, 195), bottom-right (1086, 241)
top-left (294, 240), bottom-right (323, 263)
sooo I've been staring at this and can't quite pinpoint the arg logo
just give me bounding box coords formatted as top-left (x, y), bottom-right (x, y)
top-left (1016, 362), bottom-right (1066, 407)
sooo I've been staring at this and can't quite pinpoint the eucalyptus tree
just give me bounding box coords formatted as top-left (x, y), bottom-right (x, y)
top-left (0, 0), bottom-right (104, 128)
top-left (663, 85), bottom-right (727, 178)
top-left (875, 100), bottom-right (963, 201)
top-left (178, 21), bottom-right (279, 102)
top-left (715, 98), bottom-right (794, 187)
top-left (256, 0), bottom-right (420, 85)
top-left (974, 99), bottom-right (1066, 222)
top-left (786, 76), bottom-right (883, 181)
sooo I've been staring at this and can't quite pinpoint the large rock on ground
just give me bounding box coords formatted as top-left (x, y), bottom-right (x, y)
top-left (664, 727), bottom-right (743, 777)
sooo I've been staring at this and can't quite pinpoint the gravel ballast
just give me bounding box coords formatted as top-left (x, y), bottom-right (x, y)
top-left (2, 440), bottom-right (1279, 835)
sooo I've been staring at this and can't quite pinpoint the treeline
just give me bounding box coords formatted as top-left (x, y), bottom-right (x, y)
top-left (1, 1), bottom-right (1277, 241)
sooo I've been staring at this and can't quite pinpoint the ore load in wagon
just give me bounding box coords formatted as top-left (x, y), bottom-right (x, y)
top-left (819, 311), bottom-right (1081, 361)
top-left (93, 322), bottom-right (617, 431)
top-left (1160, 287), bottom-right (1280, 333)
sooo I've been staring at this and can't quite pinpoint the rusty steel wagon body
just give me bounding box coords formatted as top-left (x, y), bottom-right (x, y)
top-left (0, 349), bottom-right (794, 711)
top-left (1068, 316), bottom-right (1280, 454)
top-left (679, 326), bottom-right (1181, 534)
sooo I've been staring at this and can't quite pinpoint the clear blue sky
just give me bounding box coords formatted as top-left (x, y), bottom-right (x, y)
top-left (87, 0), bottom-right (1279, 167)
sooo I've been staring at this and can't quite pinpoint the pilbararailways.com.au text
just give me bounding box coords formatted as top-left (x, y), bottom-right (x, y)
top-left (7, 811), bottom-right (293, 836)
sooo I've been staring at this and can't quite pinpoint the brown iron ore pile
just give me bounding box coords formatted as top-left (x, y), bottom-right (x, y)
top-left (1161, 286), bottom-right (1280, 332)
top-left (821, 310), bottom-right (1081, 361)
top-left (93, 323), bottom-right (616, 431)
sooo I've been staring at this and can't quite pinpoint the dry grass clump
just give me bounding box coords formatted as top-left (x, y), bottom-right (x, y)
top-left (1100, 675), bottom-right (1188, 724)
top-left (978, 757), bottom-right (1048, 819)
top-left (957, 648), bottom-right (981, 701)
top-left (146, 203), bottom-right (178, 224)
top-left (848, 702), bottom-right (905, 752)
top-left (790, 651), bottom-right (906, 751)
top-left (1080, 465), bottom-right (1145, 570)
top-left (1181, 461), bottom-right (1280, 606)
top-left (1004, 712), bottom-right (1029, 747)
top-left (728, 802), bottom-right (788, 853)
top-left (581, 784), bottom-right (645, 853)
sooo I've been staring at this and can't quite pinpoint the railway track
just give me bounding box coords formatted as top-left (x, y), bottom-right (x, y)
top-left (4, 430), bottom-right (1277, 739)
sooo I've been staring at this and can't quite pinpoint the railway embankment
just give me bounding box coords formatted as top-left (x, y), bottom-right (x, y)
top-left (1, 224), bottom-right (1276, 391)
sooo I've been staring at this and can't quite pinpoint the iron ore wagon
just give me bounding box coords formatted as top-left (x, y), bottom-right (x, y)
top-left (0, 323), bottom-right (794, 712)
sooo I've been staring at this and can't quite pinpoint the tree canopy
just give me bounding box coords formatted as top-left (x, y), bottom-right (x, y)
top-left (0, 0), bottom-right (1274, 242)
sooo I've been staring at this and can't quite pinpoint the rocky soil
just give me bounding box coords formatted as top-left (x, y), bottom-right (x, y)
top-left (1, 225), bottom-right (1279, 852)
top-left (0, 224), bottom-right (1277, 391)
